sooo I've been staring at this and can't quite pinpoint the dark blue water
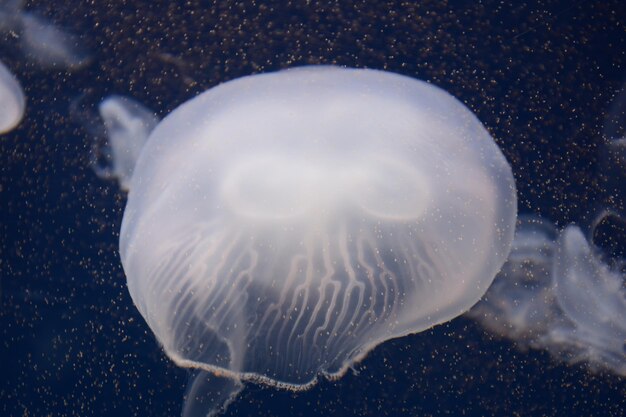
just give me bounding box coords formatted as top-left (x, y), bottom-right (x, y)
top-left (1, 1), bottom-right (624, 416)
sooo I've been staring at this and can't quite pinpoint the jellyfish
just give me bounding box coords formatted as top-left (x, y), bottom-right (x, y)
top-left (18, 12), bottom-right (90, 70)
top-left (0, 60), bottom-right (25, 134)
top-left (468, 217), bottom-right (626, 377)
top-left (0, 1), bottom-right (90, 70)
top-left (118, 66), bottom-right (517, 415)
top-left (92, 95), bottom-right (159, 191)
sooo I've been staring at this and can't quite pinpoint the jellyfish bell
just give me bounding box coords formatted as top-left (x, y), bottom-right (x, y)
top-left (119, 66), bottom-right (517, 415)
top-left (0, 60), bottom-right (25, 134)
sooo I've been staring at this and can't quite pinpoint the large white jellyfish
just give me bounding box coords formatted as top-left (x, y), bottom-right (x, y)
top-left (0, 60), bottom-right (25, 134)
top-left (118, 66), bottom-right (517, 415)
top-left (468, 216), bottom-right (626, 377)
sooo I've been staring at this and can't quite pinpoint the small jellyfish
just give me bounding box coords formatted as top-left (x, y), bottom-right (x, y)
top-left (92, 95), bottom-right (159, 191)
top-left (0, 60), bottom-right (25, 134)
top-left (119, 66), bottom-right (517, 415)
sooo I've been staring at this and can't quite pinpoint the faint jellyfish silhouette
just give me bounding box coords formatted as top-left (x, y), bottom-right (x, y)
top-left (118, 66), bottom-right (518, 416)
top-left (0, 60), bottom-right (25, 134)
top-left (0, 1), bottom-right (90, 70)
top-left (91, 96), bottom-right (159, 191)
top-left (18, 12), bottom-right (90, 70)
top-left (468, 217), bottom-right (626, 377)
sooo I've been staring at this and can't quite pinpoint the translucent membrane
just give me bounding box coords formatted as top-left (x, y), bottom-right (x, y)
top-left (119, 66), bottom-right (517, 415)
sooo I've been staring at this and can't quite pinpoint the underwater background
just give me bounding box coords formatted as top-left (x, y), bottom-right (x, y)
top-left (1, 0), bottom-right (624, 416)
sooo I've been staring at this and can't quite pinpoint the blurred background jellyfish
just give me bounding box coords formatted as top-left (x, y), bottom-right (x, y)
top-left (467, 216), bottom-right (626, 377)
top-left (17, 11), bottom-right (91, 70)
top-left (69, 94), bottom-right (159, 191)
top-left (0, 60), bottom-right (25, 133)
top-left (94, 95), bottom-right (159, 191)
top-left (117, 66), bottom-right (517, 416)
top-left (0, 0), bottom-right (90, 70)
